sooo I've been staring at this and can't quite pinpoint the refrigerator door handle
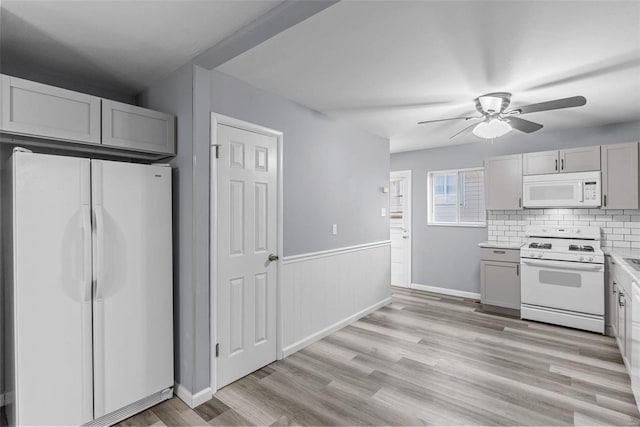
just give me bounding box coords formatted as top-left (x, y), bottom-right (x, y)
top-left (94, 204), bottom-right (105, 300)
top-left (81, 205), bottom-right (92, 302)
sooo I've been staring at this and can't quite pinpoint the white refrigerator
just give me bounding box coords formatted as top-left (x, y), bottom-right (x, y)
top-left (5, 149), bottom-right (173, 426)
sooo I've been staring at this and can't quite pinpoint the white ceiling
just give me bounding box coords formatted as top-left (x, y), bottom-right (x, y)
top-left (1, 0), bottom-right (283, 96)
top-left (218, 1), bottom-right (640, 153)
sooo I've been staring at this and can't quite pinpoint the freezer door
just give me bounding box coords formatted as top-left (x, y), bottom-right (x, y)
top-left (91, 160), bottom-right (173, 417)
top-left (12, 151), bottom-right (93, 425)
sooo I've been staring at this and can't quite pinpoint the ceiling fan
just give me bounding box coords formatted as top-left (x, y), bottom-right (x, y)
top-left (418, 93), bottom-right (587, 140)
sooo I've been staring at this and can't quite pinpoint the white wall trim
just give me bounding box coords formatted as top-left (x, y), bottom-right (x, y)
top-left (174, 383), bottom-right (213, 409)
top-left (281, 296), bottom-right (392, 358)
top-left (282, 240), bottom-right (391, 264)
top-left (410, 283), bottom-right (480, 300)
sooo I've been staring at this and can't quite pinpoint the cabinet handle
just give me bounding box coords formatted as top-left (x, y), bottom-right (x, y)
top-left (518, 197), bottom-right (522, 208)
top-left (555, 159), bottom-right (558, 171)
top-left (613, 281), bottom-right (617, 293)
top-left (561, 158), bottom-right (564, 170)
top-left (619, 293), bottom-right (625, 307)
top-left (493, 250), bottom-right (506, 254)
top-left (516, 264), bottom-right (520, 276)
top-left (604, 194), bottom-right (607, 207)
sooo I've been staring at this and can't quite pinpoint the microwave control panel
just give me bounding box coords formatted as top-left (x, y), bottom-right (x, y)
top-left (584, 181), bottom-right (598, 201)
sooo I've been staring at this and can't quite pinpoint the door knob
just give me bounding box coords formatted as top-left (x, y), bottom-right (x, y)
top-left (268, 254), bottom-right (279, 262)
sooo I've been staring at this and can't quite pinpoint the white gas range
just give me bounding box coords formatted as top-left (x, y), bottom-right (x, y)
top-left (520, 225), bottom-right (605, 334)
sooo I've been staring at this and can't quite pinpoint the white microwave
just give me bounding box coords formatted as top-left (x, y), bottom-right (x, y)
top-left (522, 171), bottom-right (601, 208)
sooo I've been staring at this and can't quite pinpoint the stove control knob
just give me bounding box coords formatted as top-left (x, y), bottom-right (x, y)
top-left (537, 253), bottom-right (543, 258)
top-left (579, 256), bottom-right (584, 261)
top-left (588, 257), bottom-right (594, 262)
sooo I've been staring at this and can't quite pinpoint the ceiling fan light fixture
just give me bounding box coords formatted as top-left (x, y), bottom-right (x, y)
top-left (473, 119), bottom-right (512, 139)
top-left (477, 95), bottom-right (504, 114)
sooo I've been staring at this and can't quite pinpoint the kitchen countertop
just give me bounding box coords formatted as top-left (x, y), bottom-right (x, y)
top-left (478, 241), bottom-right (524, 250)
top-left (604, 247), bottom-right (640, 284)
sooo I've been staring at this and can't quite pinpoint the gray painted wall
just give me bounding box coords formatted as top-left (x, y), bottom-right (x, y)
top-left (141, 66), bottom-right (390, 395)
top-left (391, 121), bottom-right (640, 294)
top-left (138, 63), bottom-right (196, 392)
top-left (210, 70), bottom-right (390, 256)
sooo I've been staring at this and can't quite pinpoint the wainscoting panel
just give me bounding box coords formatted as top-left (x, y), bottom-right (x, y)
top-left (280, 241), bottom-right (392, 357)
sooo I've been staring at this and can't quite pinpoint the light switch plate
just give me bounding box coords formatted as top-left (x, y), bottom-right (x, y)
top-left (332, 224), bottom-right (338, 235)
top-left (381, 208), bottom-right (387, 217)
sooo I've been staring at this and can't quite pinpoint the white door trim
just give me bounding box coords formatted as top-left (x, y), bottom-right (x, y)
top-left (390, 170), bottom-right (412, 286)
top-left (209, 113), bottom-right (284, 394)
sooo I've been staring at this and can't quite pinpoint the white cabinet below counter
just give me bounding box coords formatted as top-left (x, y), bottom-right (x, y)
top-left (479, 245), bottom-right (521, 315)
top-left (606, 251), bottom-right (640, 374)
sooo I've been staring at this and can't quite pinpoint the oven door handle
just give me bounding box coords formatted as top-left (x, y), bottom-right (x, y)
top-left (521, 259), bottom-right (604, 271)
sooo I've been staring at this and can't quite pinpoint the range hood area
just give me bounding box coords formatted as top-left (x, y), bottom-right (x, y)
top-left (522, 171), bottom-right (601, 208)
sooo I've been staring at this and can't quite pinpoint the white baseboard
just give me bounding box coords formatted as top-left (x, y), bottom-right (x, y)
top-left (410, 283), bottom-right (480, 300)
top-left (282, 296), bottom-right (392, 358)
top-left (174, 383), bottom-right (213, 409)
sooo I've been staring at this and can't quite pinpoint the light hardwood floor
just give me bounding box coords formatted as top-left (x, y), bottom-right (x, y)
top-left (118, 287), bottom-right (639, 426)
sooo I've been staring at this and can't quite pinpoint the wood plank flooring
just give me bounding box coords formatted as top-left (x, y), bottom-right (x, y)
top-left (118, 287), bottom-right (639, 426)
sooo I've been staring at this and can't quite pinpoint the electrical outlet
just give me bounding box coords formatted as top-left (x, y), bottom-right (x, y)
top-left (381, 208), bottom-right (387, 217)
top-left (332, 224), bottom-right (338, 235)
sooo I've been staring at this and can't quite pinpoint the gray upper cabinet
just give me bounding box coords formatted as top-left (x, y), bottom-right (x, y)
top-left (0, 74), bottom-right (101, 144)
top-left (559, 146), bottom-right (600, 172)
top-left (523, 150), bottom-right (559, 175)
top-left (485, 153), bottom-right (523, 210)
top-left (601, 142), bottom-right (639, 209)
top-left (102, 100), bottom-right (176, 154)
top-left (524, 147), bottom-right (601, 175)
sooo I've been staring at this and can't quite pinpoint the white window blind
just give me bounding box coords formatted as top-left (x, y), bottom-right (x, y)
top-left (428, 168), bottom-right (485, 226)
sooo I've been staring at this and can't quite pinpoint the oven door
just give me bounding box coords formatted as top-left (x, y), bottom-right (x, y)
top-left (521, 258), bottom-right (604, 315)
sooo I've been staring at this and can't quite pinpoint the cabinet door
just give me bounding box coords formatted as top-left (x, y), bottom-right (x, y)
top-left (481, 260), bottom-right (520, 310)
top-left (102, 99), bottom-right (176, 154)
top-left (1, 75), bottom-right (101, 144)
top-left (625, 292), bottom-right (632, 366)
top-left (605, 256), bottom-right (618, 336)
top-left (601, 142), bottom-right (639, 209)
top-left (559, 146), bottom-right (600, 172)
top-left (484, 154), bottom-right (523, 210)
top-left (523, 150), bottom-right (559, 175)
top-left (618, 290), bottom-right (627, 360)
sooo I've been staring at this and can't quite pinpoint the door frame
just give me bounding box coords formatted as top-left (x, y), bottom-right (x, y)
top-left (209, 113), bottom-right (284, 393)
top-left (390, 170), bottom-right (412, 287)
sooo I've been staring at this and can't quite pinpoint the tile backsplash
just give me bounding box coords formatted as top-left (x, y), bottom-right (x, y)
top-left (487, 209), bottom-right (640, 248)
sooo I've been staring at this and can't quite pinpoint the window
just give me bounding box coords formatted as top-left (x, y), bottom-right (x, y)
top-left (428, 167), bottom-right (485, 226)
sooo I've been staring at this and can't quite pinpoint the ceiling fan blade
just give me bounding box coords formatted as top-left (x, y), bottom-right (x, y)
top-left (510, 96), bottom-right (586, 115)
top-left (418, 116), bottom-right (481, 125)
top-left (449, 121), bottom-right (480, 139)
top-left (507, 116), bottom-right (544, 133)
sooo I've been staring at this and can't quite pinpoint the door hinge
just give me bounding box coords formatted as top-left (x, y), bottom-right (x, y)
top-left (215, 343), bottom-right (220, 358)
top-left (213, 144), bottom-right (221, 159)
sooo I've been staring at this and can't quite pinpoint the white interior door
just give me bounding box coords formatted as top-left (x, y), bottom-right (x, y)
top-left (215, 122), bottom-right (278, 389)
top-left (390, 170), bottom-right (411, 287)
top-left (92, 160), bottom-right (173, 417)
top-left (12, 151), bottom-right (93, 426)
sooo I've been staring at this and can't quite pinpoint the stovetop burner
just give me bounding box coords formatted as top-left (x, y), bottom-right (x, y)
top-left (568, 244), bottom-right (595, 252)
top-left (529, 243), bottom-right (552, 249)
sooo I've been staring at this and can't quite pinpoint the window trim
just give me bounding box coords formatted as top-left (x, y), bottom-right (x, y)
top-left (427, 167), bottom-right (486, 227)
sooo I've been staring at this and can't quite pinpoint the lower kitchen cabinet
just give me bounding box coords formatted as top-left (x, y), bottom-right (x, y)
top-left (609, 255), bottom-right (634, 370)
top-left (480, 248), bottom-right (521, 313)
